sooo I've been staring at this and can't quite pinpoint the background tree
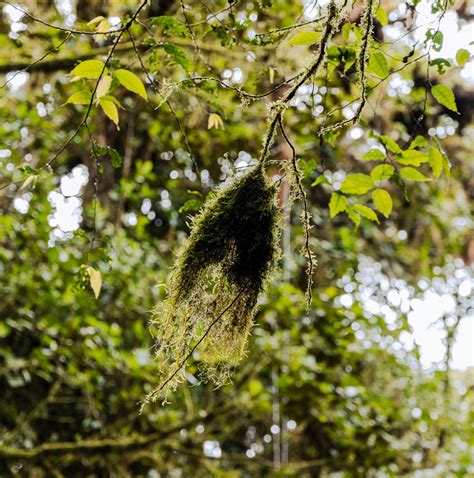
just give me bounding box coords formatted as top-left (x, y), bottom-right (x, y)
top-left (0, 0), bottom-right (473, 476)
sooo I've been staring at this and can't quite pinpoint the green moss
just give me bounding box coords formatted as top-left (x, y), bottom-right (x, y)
top-left (147, 166), bottom-right (281, 402)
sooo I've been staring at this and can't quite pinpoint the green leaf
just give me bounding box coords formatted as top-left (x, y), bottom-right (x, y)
top-left (70, 60), bottom-right (107, 79)
top-left (367, 51), bottom-right (389, 78)
top-left (361, 149), bottom-right (385, 161)
top-left (432, 31), bottom-right (444, 52)
top-left (164, 43), bottom-right (190, 69)
top-left (353, 204), bottom-right (379, 223)
top-left (99, 95), bottom-right (121, 106)
top-left (151, 16), bottom-right (189, 37)
top-left (179, 199), bottom-right (202, 213)
top-left (399, 167), bottom-right (430, 181)
top-left (114, 69), bottom-right (147, 100)
top-left (430, 58), bottom-right (451, 74)
top-left (456, 48), bottom-right (471, 66)
top-left (375, 5), bottom-right (388, 26)
top-left (288, 31), bottom-right (320, 45)
top-left (110, 149), bottom-right (123, 168)
top-left (431, 84), bottom-right (458, 112)
top-left (409, 135), bottom-right (427, 149)
top-left (428, 146), bottom-right (443, 178)
top-left (341, 24), bottom-right (352, 42)
top-left (442, 154), bottom-right (451, 177)
top-left (346, 207), bottom-right (361, 228)
top-left (372, 189), bottom-right (392, 217)
top-left (396, 150), bottom-right (429, 166)
top-left (340, 173), bottom-right (374, 195)
top-left (371, 164), bottom-right (394, 181)
top-left (378, 135), bottom-right (401, 153)
top-left (311, 175), bottom-right (328, 187)
top-left (329, 193), bottom-right (348, 218)
top-left (99, 99), bottom-right (119, 128)
top-left (66, 90), bottom-right (92, 105)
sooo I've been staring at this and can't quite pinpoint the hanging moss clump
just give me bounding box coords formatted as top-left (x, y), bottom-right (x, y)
top-left (146, 165), bottom-right (281, 402)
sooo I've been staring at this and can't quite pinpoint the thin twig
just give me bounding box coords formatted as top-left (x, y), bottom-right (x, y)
top-left (0, 1), bottom-right (122, 36)
top-left (258, 0), bottom-right (348, 166)
top-left (127, 30), bottom-right (200, 174)
top-left (254, 16), bottom-right (326, 38)
top-left (1, 33), bottom-right (72, 88)
top-left (0, 0), bottom-right (149, 191)
top-left (278, 117), bottom-right (314, 310)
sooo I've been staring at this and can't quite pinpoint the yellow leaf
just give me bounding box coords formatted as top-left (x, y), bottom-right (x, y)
top-left (340, 173), bottom-right (374, 195)
top-left (66, 90), bottom-right (92, 105)
top-left (100, 99), bottom-right (119, 128)
top-left (70, 60), bottom-right (107, 79)
top-left (372, 189), bottom-right (392, 218)
top-left (288, 31), bottom-right (320, 46)
top-left (353, 204), bottom-right (379, 223)
top-left (114, 69), bottom-right (148, 100)
top-left (21, 175), bottom-right (36, 190)
top-left (86, 266), bottom-right (102, 299)
top-left (87, 16), bottom-right (105, 26)
top-left (207, 113), bottom-right (224, 130)
top-left (269, 67), bottom-right (275, 84)
top-left (329, 192), bottom-right (347, 218)
top-left (96, 76), bottom-right (112, 99)
top-left (97, 19), bottom-right (110, 34)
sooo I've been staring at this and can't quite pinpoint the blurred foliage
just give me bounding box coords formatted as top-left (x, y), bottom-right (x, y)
top-left (0, 0), bottom-right (473, 477)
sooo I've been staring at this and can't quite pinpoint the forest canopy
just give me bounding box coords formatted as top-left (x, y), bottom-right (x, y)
top-left (0, 0), bottom-right (473, 476)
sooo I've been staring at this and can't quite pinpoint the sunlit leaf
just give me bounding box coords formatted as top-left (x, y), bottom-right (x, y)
top-left (342, 23), bottom-right (352, 42)
top-left (66, 90), bottom-right (92, 105)
top-left (329, 193), bottom-right (347, 218)
top-left (371, 164), bottom-right (394, 181)
top-left (96, 19), bottom-right (110, 34)
top-left (208, 113), bottom-right (224, 129)
top-left (375, 5), bottom-right (388, 26)
top-left (100, 99), bottom-right (119, 128)
top-left (268, 67), bottom-right (275, 84)
top-left (70, 60), bottom-right (107, 79)
top-left (311, 175), bottom-right (328, 187)
top-left (378, 135), bottom-right (401, 153)
top-left (114, 69), bottom-right (148, 100)
top-left (399, 167), bottom-right (430, 181)
top-left (96, 76), bottom-right (112, 99)
top-left (353, 204), bottom-right (379, 223)
top-left (361, 149), bottom-right (385, 161)
top-left (409, 135), bottom-right (427, 149)
top-left (428, 146), bottom-right (443, 178)
top-left (396, 150), bottom-right (429, 166)
top-left (20, 175), bottom-right (36, 190)
top-left (346, 207), bottom-right (361, 228)
top-left (431, 84), bottom-right (458, 112)
top-left (340, 173), bottom-right (374, 195)
top-left (288, 31), bottom-right (320, 45)
top-left (372, 189), bottom-right (392, 217)
top-left (367, 51), bottom-right (389, 78)
top-left (87, 16), bottom-right (105, 26)
top-left (456, 48), bottom-right (471, 66)
top-left (179, 199), bottom-right (202, 213)
top-left (86, 266), bottom-right (102, 299)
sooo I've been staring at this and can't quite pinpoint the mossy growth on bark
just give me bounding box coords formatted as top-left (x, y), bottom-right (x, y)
top-left (146, 165), bottom-right (281, 403)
